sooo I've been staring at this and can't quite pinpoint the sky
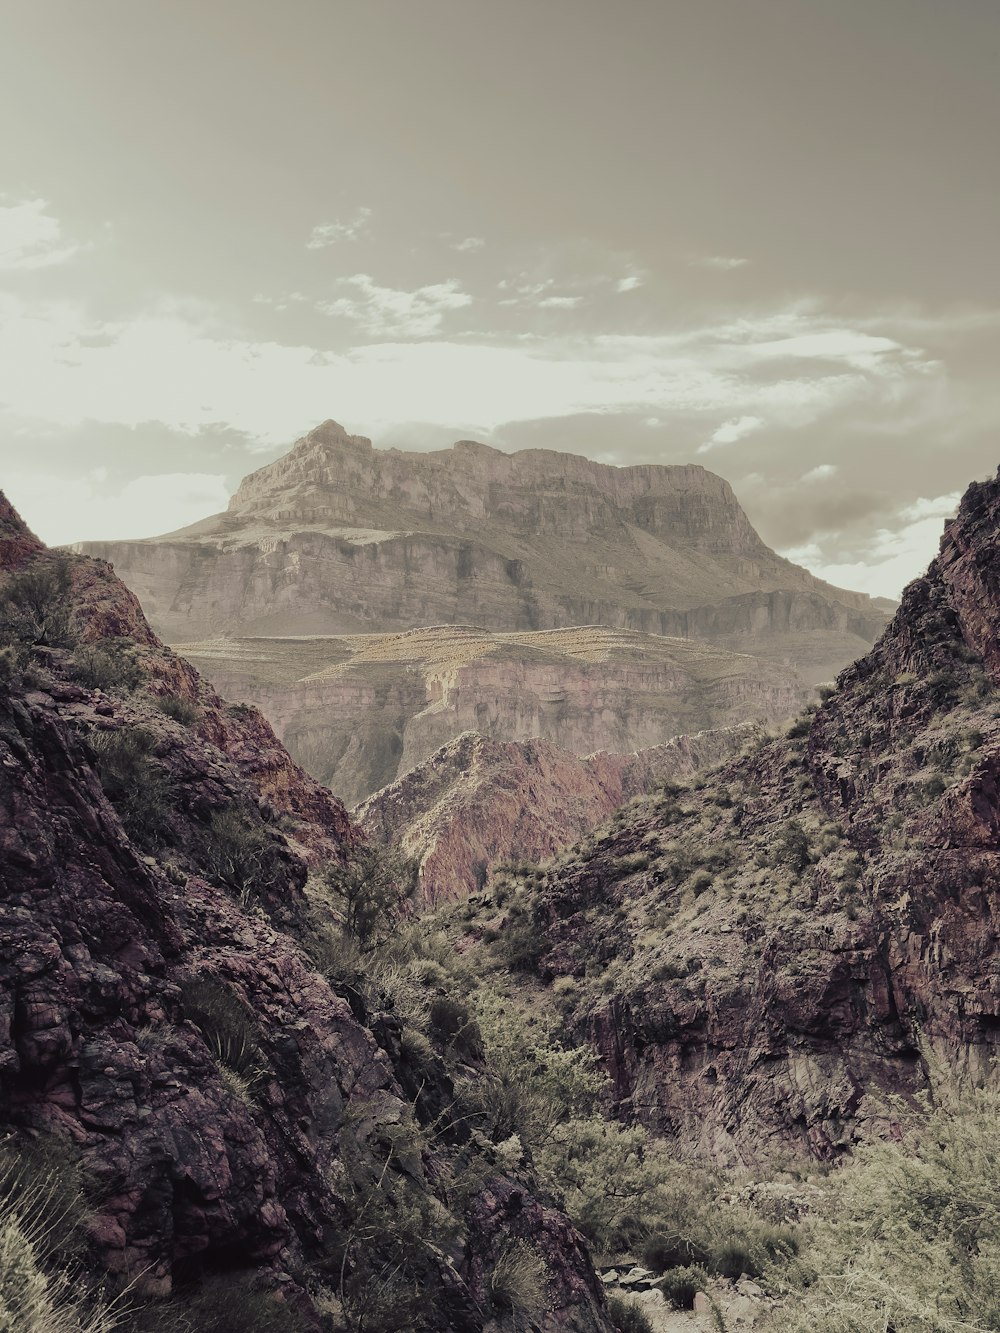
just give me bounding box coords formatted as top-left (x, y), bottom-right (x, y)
top-left (1, 0), bottom-right (998, 599)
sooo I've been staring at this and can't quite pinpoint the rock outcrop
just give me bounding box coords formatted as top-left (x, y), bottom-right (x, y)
top-left (77, 421), bottom-right (886, 685)
top-left (0, 498), bottom-right (612, 1332)
top-left (450, 466), bottom-right (1000, 1166)
top-left (356, 726), bottom-right (761, 904)
top-left (178, 625), bottom-right (809, 805)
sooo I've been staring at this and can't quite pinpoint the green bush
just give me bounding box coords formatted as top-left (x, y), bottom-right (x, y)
top-left (91, 726), bottom-right (174, 845)
top-left (489, 1240), bottom-right (549, 1322)
top-left (606, 1296), bottom-right (655, 1333)
top-left (0, 559), bottom-right (76, 650)
top-left (69, 639), bottom-right (145, 692)
top-left (119, 1275), bottom-right (305, 1333)
top-left (201, 805), bottom-right (285, 904)
top-left (710, 1239), bottom-right (754, 1279)
top-left (322, 844), bottom-right (417, 950)
top-left (156, 693), bottom-right (201, 725)
top-left (659, 1263), bottom-right (709, 1309)
top-left (642, 1232), bottom-right (709, 1274)
top-left (427, 995), bottom-right (482, 1061)
top-left (179, 975), bottom-right (266, 1092)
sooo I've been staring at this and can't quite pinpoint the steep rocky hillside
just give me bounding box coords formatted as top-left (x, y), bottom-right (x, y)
top-left (0, 495), bottom-right (612, 1333)
top-left (439, 467), bottom-right (1000, 1165)
top-left (356, 726), bottom-right (761, 904)
top-left (177, 625), bottom-right (808, 805)
top-left (77, 420), bottom-right (885, 684)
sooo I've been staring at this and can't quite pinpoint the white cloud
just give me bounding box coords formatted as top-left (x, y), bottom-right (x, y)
top-left (453, 236), bottom-right (485, 252)
top-left (306, 208), bottom-right (372, 248)
top-left (5, 468), bottom-right (230, 546)
top-left (691, 255), bottom-right (749, 270)
top-left (0, 199), bottom-right (79, 271)
top-left (698, 415), bottom-right (764, 453)
top-left (781, 491), bottom-right (962, 599)
top-left (616, 273), bottom-right (643, 293)
top-left (0, 291), bottom-right (947, 452)
top-left (802, 463), bottom-right (837, 483)
top-left (538, 295), bottom-right (583, 309)
top-left (319, 274), bottom-right (472, 337)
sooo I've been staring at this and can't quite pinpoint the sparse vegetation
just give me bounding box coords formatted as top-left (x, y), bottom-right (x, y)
top-left (91, 726), bottom-right (174, 845)
top-left (488, 1240), bottom-right (549, 1326)
top-left (156, 692), bottom-right (201, 725)
top-left (0, 558), bottom-right (76, 651)
top-left (69, 638), bottom-right (146, 692)
top-left (201, 804), bottom-right (285, 904)
top-left (179, 975), bottom-right (266, 1094)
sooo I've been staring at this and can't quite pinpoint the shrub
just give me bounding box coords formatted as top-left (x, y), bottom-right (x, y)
top-left (489, 1241), bottom-right (549, 1323)
top-left (659, 1264), bottom-right (709, 1309)
top-left (120, 1275), bottom-right (305, 1333)
top-left (322, 844), bottom-right (417, 950)
top-left (201, 805), bottom-right (285, 903)
top-left (710, 1239), bottom-right (754, 1279)
top-left (427, 995), bottom-right (482, 1061)
top-left (771, 819), bottom-right (813, 874)
top-left (156, 693), bottom-right (201, 725)
top-left (606, 1295), bottom-right (655, 1333)
top-left (0, 558), bottom-right (76, 650)
top-left (91, 727), bottom-right (174, 845)
top-left (70, 639), bottom-right (145, 692)
top-left (179, 975), bottom-right (266, 1090)
top-left (642, 1232), bottom-right (710, 1274)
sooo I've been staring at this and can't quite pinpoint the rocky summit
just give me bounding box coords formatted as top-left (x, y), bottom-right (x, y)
top-left (78, 420), bottom-right (886, 684)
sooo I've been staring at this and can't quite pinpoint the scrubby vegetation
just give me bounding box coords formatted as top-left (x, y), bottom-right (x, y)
top-left (155, 692), bottom-right (201, 725)
top-left (91, 726), bottom-right (175, 845)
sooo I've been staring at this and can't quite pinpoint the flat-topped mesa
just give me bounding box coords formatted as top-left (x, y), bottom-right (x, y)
top-left (228, 420), bottom-right (767, 555)
top-left (75, 418), bottom-right (887, 653)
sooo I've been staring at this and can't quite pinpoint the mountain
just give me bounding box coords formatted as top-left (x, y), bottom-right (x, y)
top-left (0, 496), bottom-right (611, 1332)
top-left (442, 466), bottom-right (1000, 1164)
top-left (77, 420), bottom-right (886, 685)
top-left (177, 624), bottom-right (809, 805)
top-left (355, 724), bottom-right (762, 904)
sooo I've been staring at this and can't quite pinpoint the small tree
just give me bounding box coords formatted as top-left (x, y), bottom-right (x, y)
top-left (0, 559), bottom-right (76, 650)
top-left (323, 844), bottom-right (417, 950)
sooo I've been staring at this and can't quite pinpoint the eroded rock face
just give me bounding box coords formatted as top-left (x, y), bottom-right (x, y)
top-left (178, 625), bottom-right (809, 805)
top-left (0, 498), bottom-right (612, 1332)
top-left (458, 467), bottom-right (1000, 1165)
top-left (76, 421), bottom-right (886, 681)
top-left (356, 726), bottom-right (761, 904)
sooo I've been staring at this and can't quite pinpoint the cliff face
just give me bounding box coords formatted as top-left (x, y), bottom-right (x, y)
top-left (77, 422), bottom-right (886, 681)
top-left (0, 498), bottom-right (611, 1332)
top-left (451, 467), bottom-right (1000, 1165)
top-left (356, 726), bottom-right (761, 905)
top-left (178, 626), bottom-right (809, 805)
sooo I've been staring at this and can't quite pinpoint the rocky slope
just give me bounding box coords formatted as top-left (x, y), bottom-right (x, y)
top-left (177, 626), bottom-right (809, 806)
top-left (443, 466), bottom-right (1000, 1165)
top-left (0, 494), bottom-right (612, 1332)
top-left (77, 420), bottom-right (886, 684)
top-left (356, 726), bottom-right (761, 905)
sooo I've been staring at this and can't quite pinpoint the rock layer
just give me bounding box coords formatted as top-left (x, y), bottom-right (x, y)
top-left (178, 625), bottom-right (809, 805)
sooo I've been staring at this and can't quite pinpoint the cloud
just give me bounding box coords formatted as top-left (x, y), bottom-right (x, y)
top-left (453, 236), bottom-right (485, 252)
top-left (802, 463), bottom-right (837, 482)
top-left (5, 467), bottom-right (230, 545)
top-left (538, 295), bottom-right (583, 309)
top-left (306, 208), bottom-right (372, 248)
top-left (691, 255), bottom-right (749, 270)
top-left (616, 273), bottom-right (643, 293)
top-left (318, 274), bottom-right (472, 337)
top-left (781, 491), bottom-right (962, 599)
top-left (698, 415), bottom-right (764, 453)
top-left (0, 199), bottom-right (79, 271)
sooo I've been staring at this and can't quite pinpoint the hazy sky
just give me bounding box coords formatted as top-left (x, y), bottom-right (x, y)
top-left (1, 0), bottom-right (998, 597)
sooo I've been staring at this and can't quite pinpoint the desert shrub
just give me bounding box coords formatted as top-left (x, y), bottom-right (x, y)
top-left (488, 1240), bottom-right (549, 1325)
top-left (766, 1073), bottom-right (1000, 1332)
top-left (710, 1239), bottom-right (754, 1279)
top-left (0, 558), bottom-right (76, 650)
top-left (786, 712), bottom-right (813, 740)
top-left (91, 726), bottom-right (174, 845)
top-left (427, 995), bottom-right (482, 1061)
top-left (201, 804), bottom-right (285, 903)
top-left (156, 693), bottom-right (201, 725)
top-left (642, 1231), bottom-right (710, 1274)
top-left (69, 639), bottom-right (145, 692)
top-left (771, 819), bottom-right (813, 874)
top-left (322, 844), bottom-right (417, 950)
top-left (659, 1264), bottom-right (710, 1309)
top-left (0, 1133), bottom-right (115, 1333)
top-left (179, 975), bottom-right (266, 1090)
top-left (606, 1296), bottom-right (655, 1333)
top-left (120, 1275), bottom-right (305, 1333)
